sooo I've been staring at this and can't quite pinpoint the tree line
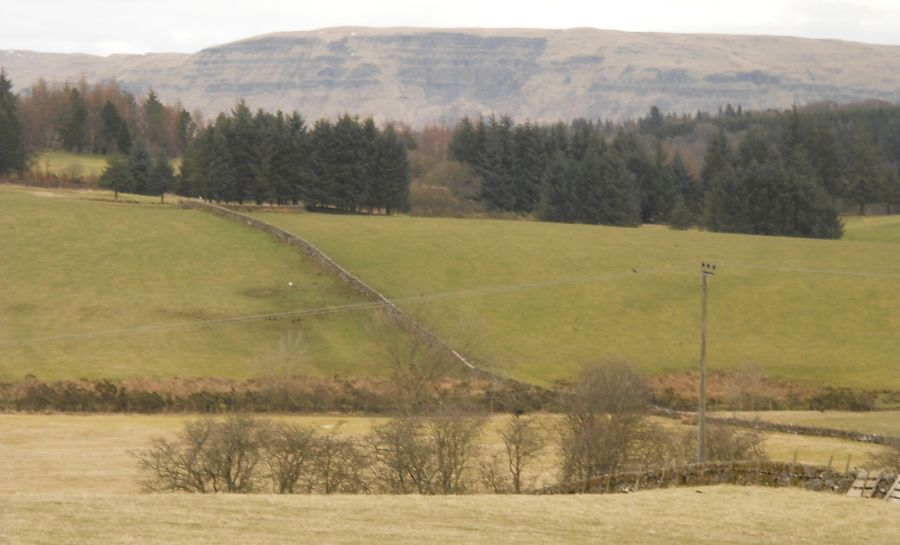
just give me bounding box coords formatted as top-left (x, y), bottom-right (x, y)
top-left (15, 76), bottom-right (194, 157)
top-left (177, 102), bottom-right (410, 212)
top-left (446, 106), bottom-right (900, 238)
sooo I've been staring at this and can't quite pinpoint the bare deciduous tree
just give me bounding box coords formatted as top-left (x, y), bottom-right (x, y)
top-left (428, 411), bottom-right (485, 494)
top-left (558, 362), bottom-right (648, 487)
top-left (263, 422), bottom-right (317, 494)
top-left (306, 428), bottom-right (371, 494)
top-left (500, 413), bottom-right (544, 493)
top-left (137, 418), bottom-right (216, 493)
top-left (137, 415), bottom-right (264, 493)
top-left (368, 416), bottom-right (435, 494)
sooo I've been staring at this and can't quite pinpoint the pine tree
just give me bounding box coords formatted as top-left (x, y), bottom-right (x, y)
top-left (847, 126), bottom-right (888, 215)
top-left (700, 128), bottom-right (731, 194)
top-left (477, 115), bottom-right (516, 211)
top-left (143, 89), bottom-right (169, 155)
top-left (60, 87), bottom-right (87, 152)
top-left (538, 152), bottom-right (576, 222)
top-left (0, 70), bottom-right (25, 174)
top-left (511, 122), bottom-right (546, 212)
top-left (147, 156), bottom-right (174, 203)
top-left (309, 119), bottom-right (336, 208)
top-left (668, 196), bottom-right (693, 230)
top-left (226, 101), bottom-right (257, 205)
top-left (100, 101), bottom-right (126, 154)
top-left (332, 114), bottom-right (368, 211)
top-left (285, 112), bottom-right (311, 205)
top-left (98, 155), bottom-right (134, 200)
top-left (127, 140), bottom-right (153, 195)
top-left (378, 125), bottom-right (411, 214)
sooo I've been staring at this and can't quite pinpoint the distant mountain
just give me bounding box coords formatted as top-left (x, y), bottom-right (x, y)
top-left (3, 27), bottom-right (900, 126)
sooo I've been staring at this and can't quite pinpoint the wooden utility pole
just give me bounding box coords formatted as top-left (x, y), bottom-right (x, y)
top-left (698, 262), bottom-right (716, 463)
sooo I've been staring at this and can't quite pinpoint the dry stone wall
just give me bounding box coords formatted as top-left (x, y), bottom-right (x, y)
top-left (179, 200), bottom-right (496, 380)
top-left (537, 461), bottom-right (898, 498)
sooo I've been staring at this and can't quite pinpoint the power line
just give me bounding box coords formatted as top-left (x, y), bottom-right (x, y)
top-left (2, 259), bottom-right (895, 347)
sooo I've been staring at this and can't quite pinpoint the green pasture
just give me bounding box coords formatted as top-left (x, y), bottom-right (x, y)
top-left (0, 185), bottom-right (392, 381)
top-left (29, 150), bottom-right (110, 179)
top-left (843, 214), bottom-right (900, 243)
top-left (254, 213), bottom-right (900, 388)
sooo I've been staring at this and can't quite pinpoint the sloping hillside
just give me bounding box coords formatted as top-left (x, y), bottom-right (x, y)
top-left (253, 212), bottom-right (900, 389)
top-left (3, 27), bottom-right (900, 125)
top-left (0, 185), bottom-right (394, 381)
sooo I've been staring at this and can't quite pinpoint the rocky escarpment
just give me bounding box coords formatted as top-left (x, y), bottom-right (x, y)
top-left (3, 27), bottom-right (900, 125)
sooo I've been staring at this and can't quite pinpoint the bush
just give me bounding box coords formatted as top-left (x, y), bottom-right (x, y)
top-left (557, 362), bottom-right (649, 486)
top-left (137, 415), bottom-right (264, 493)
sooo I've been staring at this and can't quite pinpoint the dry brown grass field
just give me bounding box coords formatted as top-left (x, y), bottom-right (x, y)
top-left (2, 487), bottom-right (895, 545)
top-left (0, 415), bottom-right (894, 544)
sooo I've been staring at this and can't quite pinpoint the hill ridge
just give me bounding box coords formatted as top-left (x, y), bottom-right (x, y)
top-left (3, 27), bottom-right (900, 126)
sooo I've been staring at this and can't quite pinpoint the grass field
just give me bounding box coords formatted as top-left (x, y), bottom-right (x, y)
top-left (29, 150), bottom-right (110, 179)
top-left (0, 414), bottom-right (893, 545)
top-left (2, 486), bottom-right (893, 545)
top-left (253, 213), bottom-right (900, 388)
top-left (843, 214), bottom-right (900, 243)
top-left (0, 414), bottom-right (887, 495)
top-left (712, 410), bottom-right (900, 437)
top-left (0, 185), bottom-right (395, 381)
top-left (28, 151), bottom-right (182, 180)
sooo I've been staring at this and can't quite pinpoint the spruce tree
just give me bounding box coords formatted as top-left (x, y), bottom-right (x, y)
top-left (332, 114), bottom-right (368, 211)
top-left (538, 152), bottom-right (576, 222)
top-left (100, 101), bottom-right (126, 154)
top-left (477, 115), bottom-right (516, 211)
top-left (99, 155), bottom-right (134, 200)
top-left (60, 87), bottom-right (87, 152)
top-left (309, 119), bottom-right (336, 208)
top-left (127, 140), bottom-right (153, 195)
top-left (378, 125), bottom-right (411, 214)
top-left (0, 70), bottom-right (25, 174)
top-left (147, 156), bottom-right (174, 203)
top-left (511, 122), bottom-right (546, 212)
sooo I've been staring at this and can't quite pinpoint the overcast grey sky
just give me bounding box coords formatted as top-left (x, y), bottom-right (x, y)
top-left (4, 0), bottom-right (900, 55)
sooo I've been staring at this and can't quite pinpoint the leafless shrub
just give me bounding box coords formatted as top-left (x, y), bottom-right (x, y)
top-left (377, 317), bottom-right (457, 412)
top-left (701, 423), bottom-right (767, 462)
top-left (368, 416), bottom-right (435, 494)
top-left (137, 415), bottom-right (265, 493)
top-left (137, 418), bottom-right (216, 493)
top-left (557, 362), bottom-right (649, 487)
top-left (263, 422), bottom-right (317, 494)
top-left (306, 429), bottom-right (372, 494)
top-left (628, 421), bottom-right (693, 469)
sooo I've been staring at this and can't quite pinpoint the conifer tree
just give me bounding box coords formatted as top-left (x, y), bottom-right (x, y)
top-left (0, 70), bottom-right (25, 174)
top-left (99, 155), bottom-right (134, 200)
top-left (127, 140), bottom-right (153, 195)
top-left (147, 156), bottom-right (175, 203)
top-left (61, 87), bottom-right (87, 152)
top-left (477, 115), bottom-right (515, 211)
